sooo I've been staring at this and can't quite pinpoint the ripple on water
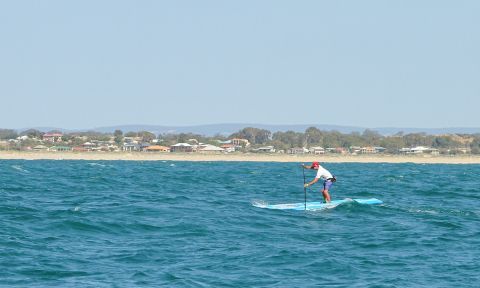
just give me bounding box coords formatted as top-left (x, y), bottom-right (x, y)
top-left (1, 161), bottom-right (480, 287)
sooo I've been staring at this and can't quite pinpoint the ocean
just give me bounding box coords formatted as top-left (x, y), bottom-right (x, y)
top-left (1, 160), bottom-right (479, 287)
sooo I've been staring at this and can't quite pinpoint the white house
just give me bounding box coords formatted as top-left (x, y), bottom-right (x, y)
top-left (309, 146), bottom-right (325, 154)
top-left (170, 143), bottom-right (195, 152)
top-left (287, 147), bottom-right (308, 154)
top-left (399, 146), bottom-right (439, 155)
top-left (33, 145), bottom-right (49, 151)
top-left (43, 133), bottom-right (63, 143)
top-left (197, 144), bottom-right (224, 153)
top-left (123, 143), bottom-right (140, 152)
top-left (256, 146), bottom-right (276, 153)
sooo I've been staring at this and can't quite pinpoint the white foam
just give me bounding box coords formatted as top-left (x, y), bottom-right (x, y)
top-left (11, 165), bottom-right (30, 173)
top-left (251, 200), bottom-right (268, 208)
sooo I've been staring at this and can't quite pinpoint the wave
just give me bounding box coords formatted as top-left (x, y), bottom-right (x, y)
top-left (11, 165), bottom-right (30, 173)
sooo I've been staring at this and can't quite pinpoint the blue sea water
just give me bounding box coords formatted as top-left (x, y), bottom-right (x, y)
top-left (1, 160), bottom-right (479, 287)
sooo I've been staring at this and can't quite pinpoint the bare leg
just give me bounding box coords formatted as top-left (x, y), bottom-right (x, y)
top-left (322, 189), bottom-right (331, 203)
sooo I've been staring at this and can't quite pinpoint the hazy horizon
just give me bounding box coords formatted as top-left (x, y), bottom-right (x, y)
top-left (7, 122), bottom-right (480, 131)
top-left (3, 122), bottom-right (479, 138)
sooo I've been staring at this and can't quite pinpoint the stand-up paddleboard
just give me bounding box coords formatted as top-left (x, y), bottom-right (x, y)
top-left (253, 198), bottom-right (382, 211)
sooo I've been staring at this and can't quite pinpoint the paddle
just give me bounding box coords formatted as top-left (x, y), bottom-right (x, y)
top-left (302, 165), bottom-right (307, 210)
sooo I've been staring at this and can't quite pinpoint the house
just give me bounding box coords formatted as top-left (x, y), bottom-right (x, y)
top-left (82, 142), bottom-right (96, 151)
top-left (399, 146), bottom-right (438, 155)
top-left (410, 146), bottom-right (430, 154)
top-left (72, 146), bottom-right (87, 152)
top-left (231, 138), bottom-right (250, 147)
top-left (255, 146), bottom-right (275, 153)
top-left (350, 146), bottom-right (362, 154)
top-left (94, 145), bottom-right (112, 152)
top-left (33, 145), bottom-right (48, 151)
top-left (140, 142), bottom-right (151, 150)
top-left (399, 148), bottom-right (411, 154)
top-left (360, 147), bottom-right (376, 154)
top-left (197, 144), bottom-right (224, 153)
top-left (123, 143), bottom-right (140, 152)
top-left (145, 145), bottom-right (170, 152)
top-left (49, 146), bottom-right (72, 152)
top-left (170, 143), bottom-right (194, 152)
top-left (43, 133), bottom-right (63, 143)
top-left (309, 146), bottom-right (325, 154)
top-left (287, 147), bottom-right (308, 154)
top-left (220, 143), bottom-right (236, 153)
top-left (374, 147), bottom-right (386, 153)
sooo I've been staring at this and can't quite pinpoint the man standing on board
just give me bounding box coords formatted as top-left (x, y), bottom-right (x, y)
top-left (302, 162), bottom-right (336, 203)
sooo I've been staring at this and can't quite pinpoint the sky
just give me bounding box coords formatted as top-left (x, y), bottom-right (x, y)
top-left (0, 0), bottom-right (479, 130)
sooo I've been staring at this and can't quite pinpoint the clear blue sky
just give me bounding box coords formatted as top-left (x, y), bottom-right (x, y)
top-left (1, 0), bottom-right (479, 129)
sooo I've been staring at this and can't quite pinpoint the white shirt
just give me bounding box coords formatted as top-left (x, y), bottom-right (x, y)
top-left (315, 165), bottom-right (333, 180)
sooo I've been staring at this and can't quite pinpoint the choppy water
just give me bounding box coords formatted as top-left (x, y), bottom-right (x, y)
top-left (1, 160), bottom-right (479, 287)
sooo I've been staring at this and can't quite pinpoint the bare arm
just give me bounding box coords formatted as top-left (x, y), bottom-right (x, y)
top-left (304, 177), bottom-right (319, 187)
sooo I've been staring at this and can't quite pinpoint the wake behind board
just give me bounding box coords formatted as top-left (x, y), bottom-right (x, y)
top-left (253, 198), bottom-right (382, 211)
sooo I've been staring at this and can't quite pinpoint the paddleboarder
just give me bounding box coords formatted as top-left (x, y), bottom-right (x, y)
top-left (302, 162), bottom-right (336, 203)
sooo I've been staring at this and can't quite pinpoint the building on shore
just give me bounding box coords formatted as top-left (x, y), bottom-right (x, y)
top-left (287, 147), bottom-right (308, 154)
top-left (72, 146), bottom-right (87, 152)
top-left (43, 133), bottom-right (63, 143)
top-left (399, 146), bottom-right (439, 155)
top-left (123, 143), bottom-right (140, 152)
top-left (49, 146), bottom-right (72, 152)
top-left (255, 146), bottom-right (276, 153)
top-left (33, 145), bottom-right (48, 151)
top-left (145, 145), bottom-right (170, 152)
top-left (170, 143), bottom-right (195, 152)
top-left (197, 144), bottom-right (225, 153)
top-left (231, 138), bottom-right (250, 147)
top-left (309, 146), bottom-right (325, 154)
top-left (360, 147), bottom-right (377, 154)
top-left (220, 143), bottom-right (236, 153)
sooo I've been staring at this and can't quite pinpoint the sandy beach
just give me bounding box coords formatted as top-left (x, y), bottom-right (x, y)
top-left (1, 151), bottom-right (480, 164)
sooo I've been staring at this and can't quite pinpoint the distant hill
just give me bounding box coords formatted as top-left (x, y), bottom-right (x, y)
top-left (91, 123), bottom-right (364, 136)
top-left (91, 124), bottom-right (480, 136)
top-left (14, 124), bottom-right (480, 136)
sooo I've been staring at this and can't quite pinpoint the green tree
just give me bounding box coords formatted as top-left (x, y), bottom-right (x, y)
top-left (0, 129), bottom-right (18, 140)
top-left (114, 130), bottom-right (123, 145)
top-left (229, 127), bottom-right (271, 145)
top-left (362, 129), bottom-right (383, 146)
top-left (272, 131), bottom-right (304, 148)
top-left (403, 133), bottom-right (427, 147)
top-left (305, 127), bottom-right (324, 146)
top-left (61, 135), bottom-right (73, 142)
top-left (124, 131), bottom-right (138, 138)
top-left (138, 131), bottom-right (156, 142)
top-left (470, 135), bottom-right (480, 154)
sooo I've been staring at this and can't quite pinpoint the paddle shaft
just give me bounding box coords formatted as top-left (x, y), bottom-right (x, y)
top-left (302, 166), bottom-right (306, 210)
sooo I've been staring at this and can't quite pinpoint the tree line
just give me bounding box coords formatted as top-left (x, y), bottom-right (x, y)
top-left (229, 127), bottom-right (480, 154)
top-left (1, 127), bottom-right (480, 154)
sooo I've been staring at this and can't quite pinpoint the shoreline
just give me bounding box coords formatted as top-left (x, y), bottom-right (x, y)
top-left (1, 151), bottom-right (480, 164)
